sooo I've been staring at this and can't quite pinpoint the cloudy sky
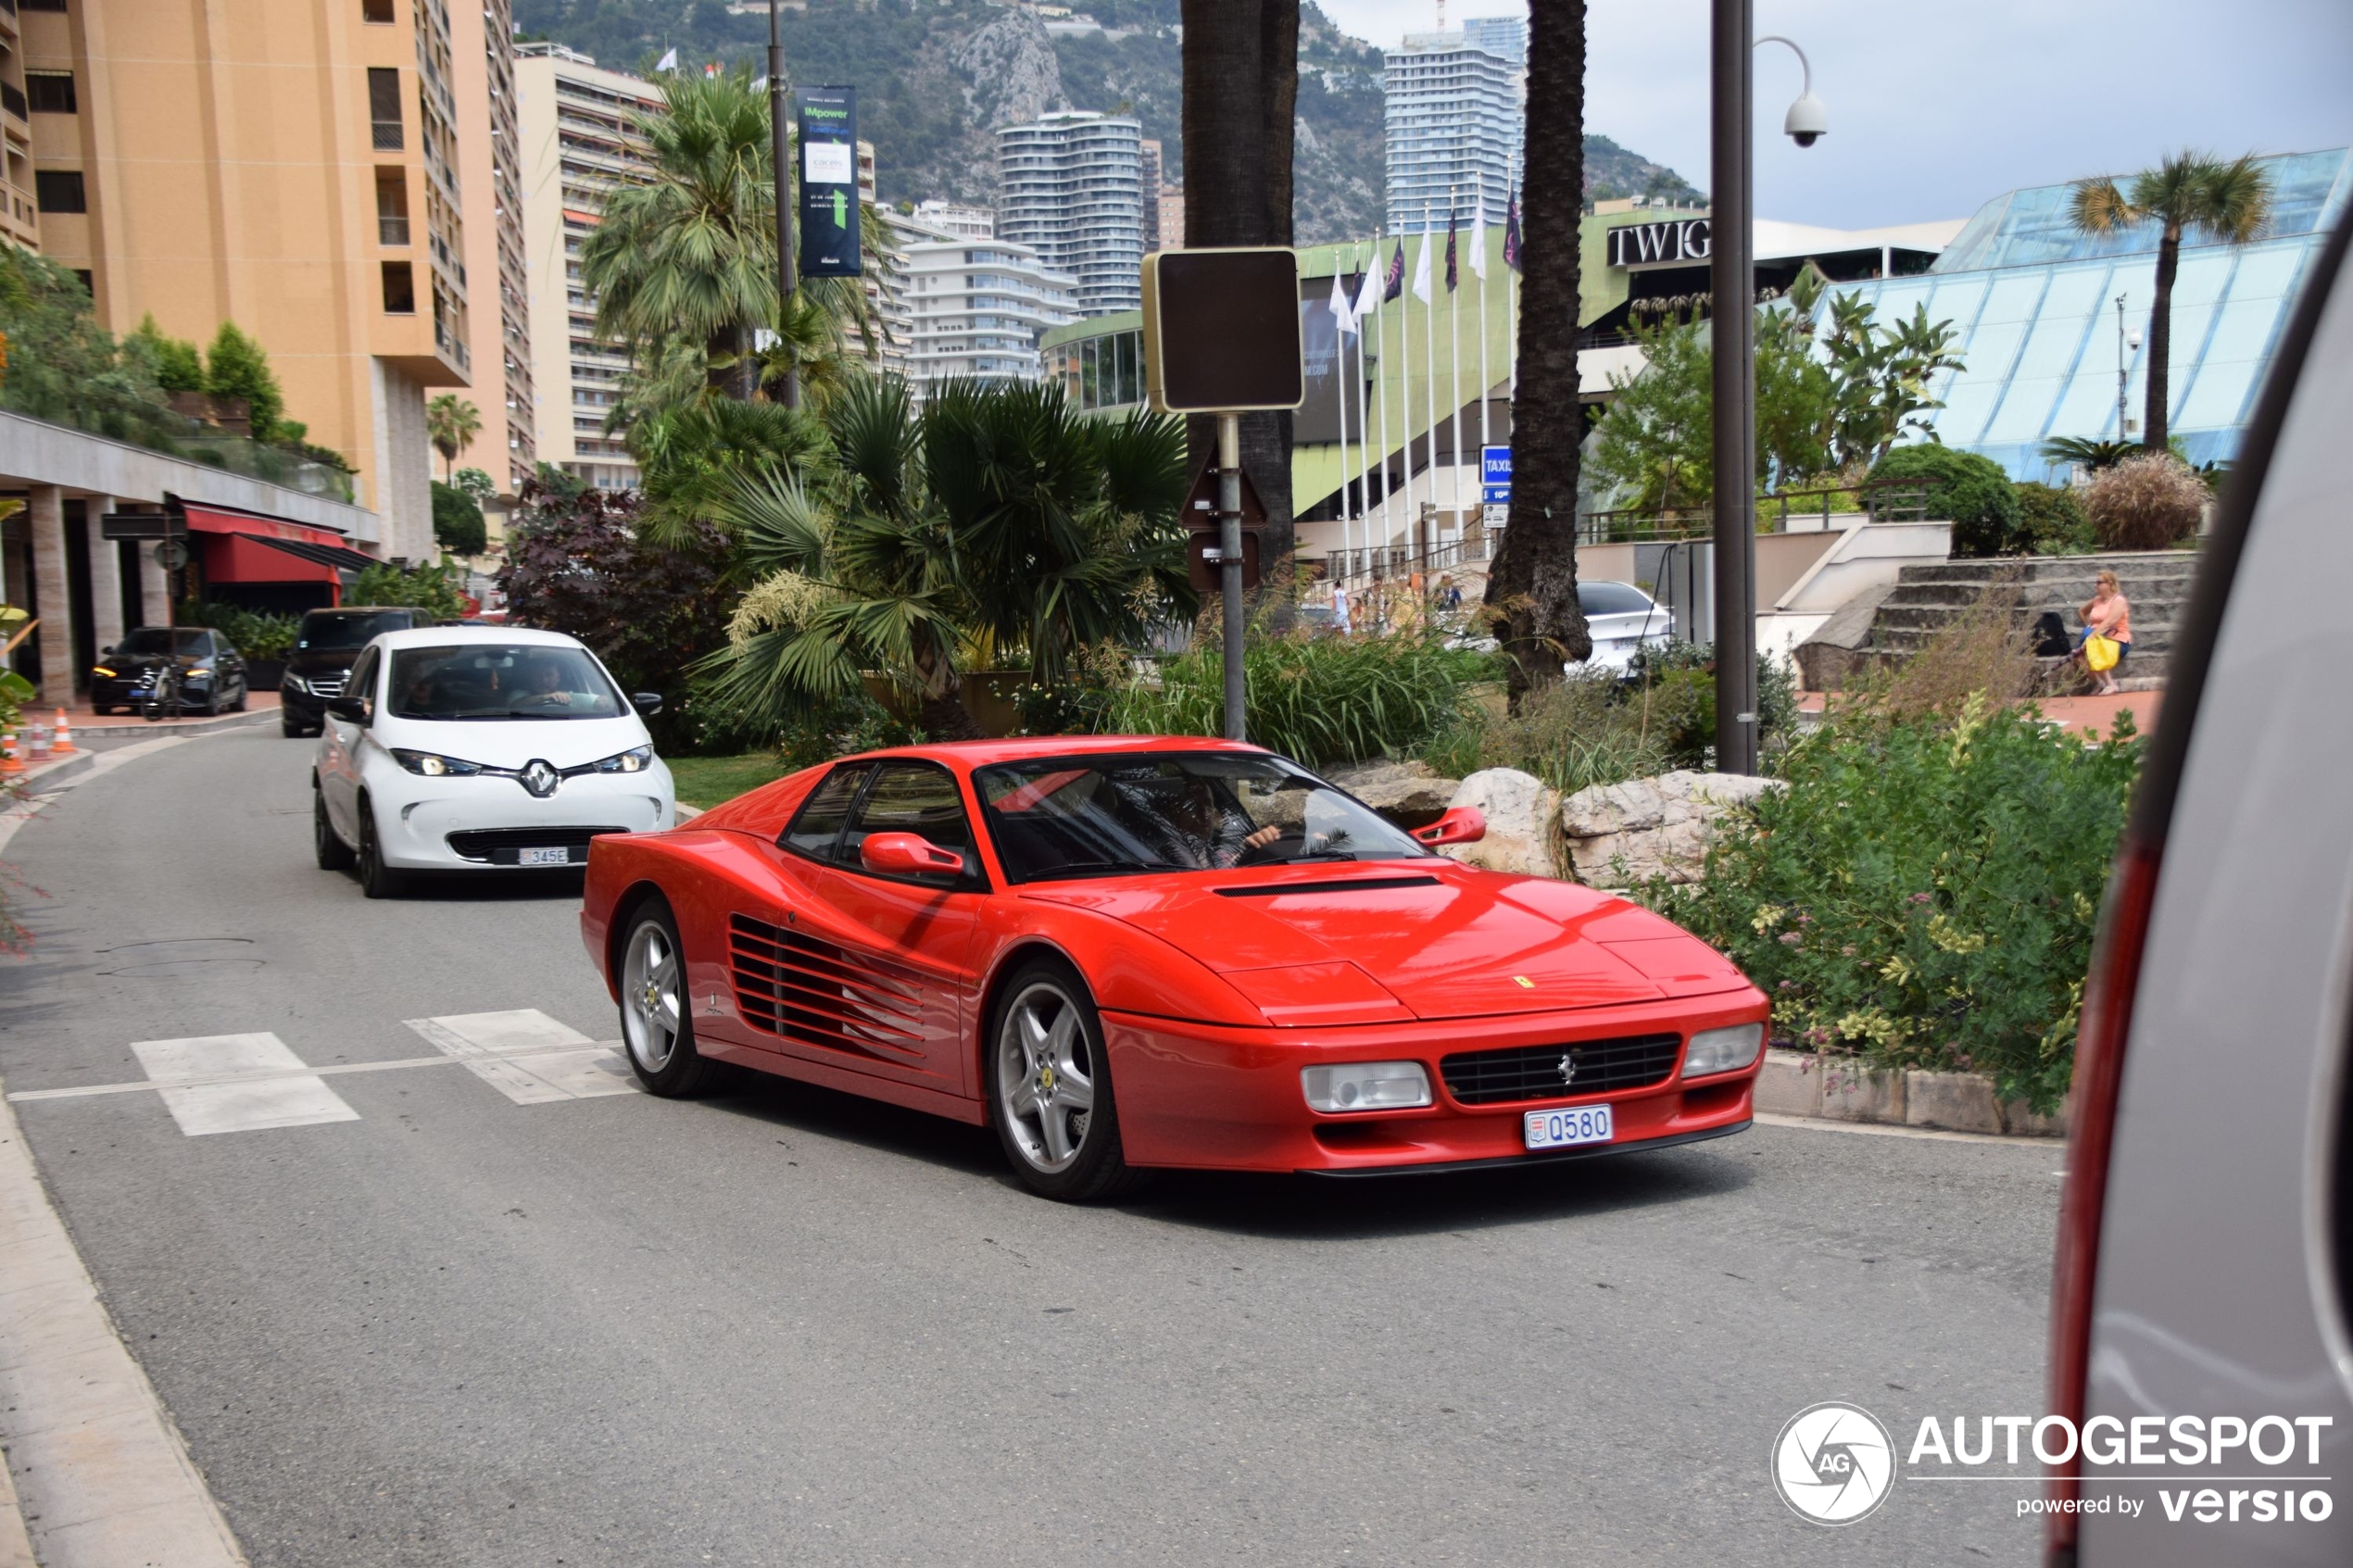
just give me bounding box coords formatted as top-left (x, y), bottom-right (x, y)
top-left (1317, 1), bottom-right (2353, 230)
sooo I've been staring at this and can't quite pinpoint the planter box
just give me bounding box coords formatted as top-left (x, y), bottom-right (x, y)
top-left (1756, 1048), bottom-right (2066, 1137)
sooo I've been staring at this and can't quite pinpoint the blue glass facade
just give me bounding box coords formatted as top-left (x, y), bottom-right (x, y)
top-left (1824, 148), bottom-right (2349, 479)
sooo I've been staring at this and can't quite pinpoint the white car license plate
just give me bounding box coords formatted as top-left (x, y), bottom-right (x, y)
top-left (1524, 1103), bottom-right (1614, 1150)
top-left (518, 847), bottom-right (573, 867)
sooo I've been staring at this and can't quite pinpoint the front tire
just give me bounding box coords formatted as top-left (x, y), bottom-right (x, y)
top-left (986, 960), bottom-right (1147, 1202)
top-left (618, 900), bottom-right (718, 1097)
top-left (314, 785), bottom-right (355, 871)
top-left (355, 798), bottom-right (403, 898)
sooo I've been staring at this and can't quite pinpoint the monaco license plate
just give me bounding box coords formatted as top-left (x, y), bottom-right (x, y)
top-left (518, 847), bottom-right (573, 867)
top-left (1524, 1103), bottom-right (1614, 1151)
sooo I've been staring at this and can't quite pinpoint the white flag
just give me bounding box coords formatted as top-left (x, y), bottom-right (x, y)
top-left (1469, 203), bottom-right (1489, 280)
top-left (656, 46), bottom-right (679, 72)
top-left (1411, 231), bottom-right (1433, 303)
top-left (1351, 266), bottom-right (1379, 322)
top-left (1327, 269), bottom-right (1355, 335)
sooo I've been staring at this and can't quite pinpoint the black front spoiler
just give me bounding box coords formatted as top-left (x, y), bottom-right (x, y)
top-left (1298, 1118), bottom-right (1752, 1178)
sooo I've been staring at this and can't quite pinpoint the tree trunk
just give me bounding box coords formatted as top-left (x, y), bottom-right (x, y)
top-left (1482, 2), bottom-right (1592, 705)
top-left (2144, 221), bottom-right (2179, 453)
top-left (1179, 0), bottom-right (1298, 571)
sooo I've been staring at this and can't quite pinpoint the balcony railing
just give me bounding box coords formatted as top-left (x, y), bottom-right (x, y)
top-left (0, 83), bottom-right (25, 122)
top-left (378, 215), bottom-right (409, 245)
top-left (1575, 479), bottom-right (1932, 545)
top-left (371, 119), bottom-right (403, 151)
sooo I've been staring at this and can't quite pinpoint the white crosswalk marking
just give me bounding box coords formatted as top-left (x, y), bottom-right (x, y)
top-left (130, 1033), bottom-right (362, 1136)
top-left (404, 1010), bottom-right (639, 1104)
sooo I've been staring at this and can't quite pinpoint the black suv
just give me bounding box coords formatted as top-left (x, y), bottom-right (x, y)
top-left (280, 608), bottom-right (435, 736)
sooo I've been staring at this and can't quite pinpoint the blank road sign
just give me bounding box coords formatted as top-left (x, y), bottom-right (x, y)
top-left (1142, 247), bottom-right (1305, 414)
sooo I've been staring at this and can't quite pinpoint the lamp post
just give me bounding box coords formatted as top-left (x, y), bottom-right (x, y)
top-left (768, 0), bottom-right (799, 408)
top-left (2114, 295), bottom-right (2143, 442)
top-left (1711, 10), bottom-right (1824, 776)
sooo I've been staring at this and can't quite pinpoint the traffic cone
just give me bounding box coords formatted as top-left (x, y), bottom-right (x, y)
top-left (51, 708), bottom-right (73, 755)
top-left (0, 729), bottom-right (20, 774)
top-left (27, 721), bottom-right (49, 762)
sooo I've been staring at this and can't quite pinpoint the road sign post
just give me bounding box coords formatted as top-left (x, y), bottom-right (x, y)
top-left (1140, 247), bottom-right (1305, 744)
top-left (1480, 445), bottom-right (1512, 506)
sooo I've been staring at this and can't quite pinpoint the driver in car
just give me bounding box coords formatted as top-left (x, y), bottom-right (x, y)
top-left (1164, 776), bottom-right (1282, 869)
top-left (510, 658), bottom-right (584, 712)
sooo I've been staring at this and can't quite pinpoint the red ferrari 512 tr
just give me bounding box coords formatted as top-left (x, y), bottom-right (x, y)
top-left (580, 737), bottom-right (1769, 1200)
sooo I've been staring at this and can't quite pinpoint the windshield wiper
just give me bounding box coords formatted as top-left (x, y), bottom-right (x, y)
top-left (1027, 858), bottom-right (1189, 880)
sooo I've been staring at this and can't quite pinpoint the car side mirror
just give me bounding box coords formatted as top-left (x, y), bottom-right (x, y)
top-left (325, 695), bottom-right (368, 724)
top-left (632, 691), bottom-right (663, 716)
top-left (859, 832), bottom-right (964, 878)
top-left (1413, 807), bottom-right (1486, 847)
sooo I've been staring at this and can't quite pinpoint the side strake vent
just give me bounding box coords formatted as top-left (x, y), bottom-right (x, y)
top-left (728, 914), bottom-right (925, 1061)
top-left (1214, 875), bottom-right (1442, 898)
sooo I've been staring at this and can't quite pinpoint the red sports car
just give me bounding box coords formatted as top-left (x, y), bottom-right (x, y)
top-left (580, 737), bottom-right (1768, 1200)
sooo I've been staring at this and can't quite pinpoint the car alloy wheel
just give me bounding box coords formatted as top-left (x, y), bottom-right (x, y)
top-left (997, 979), bottom-right (1097, 1173)
top-left (617, 902), bottom-right (717, 1097)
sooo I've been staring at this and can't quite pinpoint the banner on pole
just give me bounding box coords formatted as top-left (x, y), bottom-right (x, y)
top-left (1481, 445), bottom-right (1513, 505)
top-left (796, 86), bottom-right (862, 279)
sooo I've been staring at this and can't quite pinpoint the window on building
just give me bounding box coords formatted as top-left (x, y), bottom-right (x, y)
top-left (362, 0), bottom-right (395, 21)
top-left (20, 0), bottom-right (69, 12)
top-left (71, 270), bottom-right (93, 297)
top-left (367, 68), bottom-right (403, 150)
top-left (26, 74), bottom-right (77, 115)
top-left (373, 169), bottom-right (409, 245)
top-left (382, 260), bottom-right (416, 314)
top-left (33, 170), bottom-right (85, 214)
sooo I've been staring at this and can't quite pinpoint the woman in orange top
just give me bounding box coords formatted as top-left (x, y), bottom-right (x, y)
top-left (2076, 569), bottom-right (2133, 696)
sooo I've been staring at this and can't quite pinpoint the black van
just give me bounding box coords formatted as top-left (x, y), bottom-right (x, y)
top-left (280, 608), bottom-right (436, 736)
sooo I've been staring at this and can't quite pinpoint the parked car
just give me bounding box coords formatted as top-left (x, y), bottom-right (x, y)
top-left (2044, 225), bottom-right (2351, 1562)
top-left (311, 626), bottom-right (673, 898)
top-left (280, 607), bottom-right (437, 737)
top-left (88, 626), bottom-right (248, 716)
top-left (577, 737), bottom-right (1769, 1201)
top-left (1569, 581), bottom-right (1672, 673)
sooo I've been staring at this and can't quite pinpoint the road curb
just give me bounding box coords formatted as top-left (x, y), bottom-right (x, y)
top-left (1755, 1047), bottom-right (2066, 1138)
top-left (69, 709), bottom-right (277, 749)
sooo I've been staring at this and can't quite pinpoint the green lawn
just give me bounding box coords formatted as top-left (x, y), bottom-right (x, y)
top-left (667, 752), bottom-right (787, 812)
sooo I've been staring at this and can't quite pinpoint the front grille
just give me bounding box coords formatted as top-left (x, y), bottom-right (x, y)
top-left (445, 825), bottom-right (624, 864)
top-left (306, 673), bottom-right (346, 697)
top-left (1440, 1033), bottom-right (1682, 1106)
top-left (728, 914), bottom-right (925, 1064)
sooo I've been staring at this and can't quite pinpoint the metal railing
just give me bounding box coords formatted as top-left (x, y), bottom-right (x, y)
top-left (371, 119), bottom-right (403, 151)
top-left (378, 214), bottom-right (409, 245)
top-left (1324, 528), bottom-right (1504, 587)
top-left (1577, 478), bottom-right (1932, 545)
top-left (0, 83), bottom-right (24, 122)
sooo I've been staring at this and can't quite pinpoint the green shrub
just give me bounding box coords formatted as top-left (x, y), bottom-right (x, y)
top-left (2014, 481), bottom-right (2097, 555)
top-left (1637, 696), bottom-right (2141, 1110)
top-left (1109, 633), bottom-right (1491, 768)
top-left (431, 479), bottom-right (487, 555)
top-left (176, 601), bottom-right (298, 661)
top-left (769, 693), bottom-right (924, 771)
top-left (347, 560), bottom-right (469, 621)
top-left (1870, 444), bottom-right (2023, 558)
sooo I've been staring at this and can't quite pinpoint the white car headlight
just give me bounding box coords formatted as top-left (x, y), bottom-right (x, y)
top-left (1302, 1061), bottom-right (1432, 1112)
top-left (390, 748), bottom-right (486, 778)
top-left (1681, 1022), bottom-right (1764, 1078)
top-left (586, 745), bottom-right (655, 774)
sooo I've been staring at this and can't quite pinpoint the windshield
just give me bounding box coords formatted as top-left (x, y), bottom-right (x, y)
top-left (117, 629), bottom-right (208, 656)
top-left (974, 752), bottom-right (1428, 883)
top-left (298, 611), bottom-right (410, 651)
top-left (1578, 582), bottom-right (1656, 616)
top-left (386, 644), bottom-right (625, 721)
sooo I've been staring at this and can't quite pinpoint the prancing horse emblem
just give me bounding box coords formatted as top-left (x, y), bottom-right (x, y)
top-left (1557, 1052), bottom-right (1578, 1085)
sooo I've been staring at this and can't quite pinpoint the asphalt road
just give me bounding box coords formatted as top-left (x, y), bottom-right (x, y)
top-left (1, 726), bottom-right (2063, 1566)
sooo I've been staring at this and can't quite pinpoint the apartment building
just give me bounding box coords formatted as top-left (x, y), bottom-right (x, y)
top-left (18, 0), bottom-right (479, 560)
top-left (894, 225), bottom-right (1076, 399)
top-left (514, 43), bottom-right (660, 493)
top-left (1138, 137), bottom-right (1161, 253)
top-left (0, 5), bottom-right (39, 250)
top-left (996, 110), bottom-right (1142, 317)
top-left (1384, 25), bottom-right (1524, 235)
top-left (910, 199), bottom-right (992, 241)
top-left (451, 0), bottom-right (533, 495)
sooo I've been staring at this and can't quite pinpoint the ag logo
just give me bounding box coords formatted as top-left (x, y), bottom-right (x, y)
top-left (1772, 1402), bottom-right (1895, 1524)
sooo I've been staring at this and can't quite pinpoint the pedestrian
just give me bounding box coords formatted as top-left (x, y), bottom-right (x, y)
top-left (1329, 580), bottom-right (1352, 635)
top-left (1439, 573), bottom-right (1462, 611)
top-left (2074, 569), bottom-right (2133, 696)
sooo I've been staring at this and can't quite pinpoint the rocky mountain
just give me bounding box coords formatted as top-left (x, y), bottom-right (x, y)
top-left (511, 0), bottom-right (1701, 243)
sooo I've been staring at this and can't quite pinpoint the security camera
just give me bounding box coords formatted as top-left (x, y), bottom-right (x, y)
top-left (1784, 92), bottom-right (1828, 148)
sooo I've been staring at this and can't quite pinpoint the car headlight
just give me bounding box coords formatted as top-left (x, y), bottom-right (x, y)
top-left (390, 748), bottom-right (486, 778)
top-left (587, 745), bottom-right (654, 774)
top-left (283, 673), bottom-right (308, 694)
top-left (1302, 1061), bottom-right (1432, 1112)
top-left (1681, 1022), bottom-right (1764, 1078)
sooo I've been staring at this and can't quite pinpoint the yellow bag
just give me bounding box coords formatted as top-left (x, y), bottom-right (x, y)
top-left (2083, 633), bottom-right (2120, 672)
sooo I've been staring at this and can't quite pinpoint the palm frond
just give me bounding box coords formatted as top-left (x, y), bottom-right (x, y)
top-left (2196, 154), bottom-right (2274, 244)
top-left (2068, 177), bottom-right (2137, 235)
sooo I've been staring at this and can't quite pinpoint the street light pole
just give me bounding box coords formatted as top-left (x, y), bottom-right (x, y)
top-left (1710, 0), bottom-right (1758, 775)
top-left (768, 0), bottom-right (799, 409)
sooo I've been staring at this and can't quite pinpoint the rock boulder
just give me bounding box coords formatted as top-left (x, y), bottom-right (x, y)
top-left (1558, 770), bottom-right (1782, 888)
top-left (1322, 758), bottom-right (1461, 827)
top-left (1436, 768), bottom-right (1561, 878)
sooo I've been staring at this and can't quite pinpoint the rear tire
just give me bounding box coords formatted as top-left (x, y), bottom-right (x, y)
top-left (313, 785), bottom-right (355, 871)
top-left (986, 959), bottom-right (1149, 1202)
top-left (618, 900), bottom-right (719, 1097)
top-left (282, 716), bottom-right (303, 737)
top-left (355, 799), bottom-right (403, 898)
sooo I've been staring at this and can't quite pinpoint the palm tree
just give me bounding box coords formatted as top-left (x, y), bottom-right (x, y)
top-left (1481, 2), bottom-right (1591, 704)
top-left (2070, 152), bottom-right (2272, 453)
top-left (580, 69), bottom-right (781, 401)
top-left (425, 394), bottom-right (481, 483)
top-left (700, 378), bottom-right (1191, 740)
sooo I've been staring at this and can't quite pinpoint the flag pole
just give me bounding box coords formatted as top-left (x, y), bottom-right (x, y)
top-left (1353, 241), bottom-right (1378, 581)
top-left (1375, 239), bottom-right (1396, 552)
top-left (1447, 187), bottom-right (1464, 552)
top-left (1476, 169), bottom-right (1491, 474)
top-left (1420, 200), bottom-right (1439, 564)
top-left (1337, 249), bottom-right (1354, 578)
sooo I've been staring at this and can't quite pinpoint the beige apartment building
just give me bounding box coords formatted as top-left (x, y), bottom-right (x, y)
top-left (451, 0), bottom-right (534, 495)
top-left (0, 6), bottom-right (41, 250)
top-left (19, 0), bottom-right (482, 561)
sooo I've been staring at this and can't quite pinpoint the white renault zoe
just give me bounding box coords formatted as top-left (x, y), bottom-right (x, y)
top-left (311, 626), bottom-right (675, 897)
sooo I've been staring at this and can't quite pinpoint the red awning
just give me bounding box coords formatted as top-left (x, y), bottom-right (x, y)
top-left (179, 502), bottom-right (356, 549)
top-left (177, 500), bottom-right (369, 591)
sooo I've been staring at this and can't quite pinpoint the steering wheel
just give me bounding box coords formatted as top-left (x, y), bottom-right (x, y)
top-left (1232, 827), bottom-right (1302, 867)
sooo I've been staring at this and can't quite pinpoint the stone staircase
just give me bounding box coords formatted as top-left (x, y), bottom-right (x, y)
top-left (1843, 551), bottom-right (2200, 688)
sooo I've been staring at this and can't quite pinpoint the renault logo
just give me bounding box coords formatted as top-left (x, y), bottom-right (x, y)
top-left (520, 759), bottom-right (560, 798)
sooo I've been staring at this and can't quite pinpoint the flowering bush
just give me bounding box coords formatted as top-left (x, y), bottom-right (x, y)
top-left (1636, 696), bottom-right (2141, 1110)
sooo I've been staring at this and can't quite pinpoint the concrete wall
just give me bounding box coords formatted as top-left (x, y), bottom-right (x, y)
top-left (0, 411), bottom-right (383, 544)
